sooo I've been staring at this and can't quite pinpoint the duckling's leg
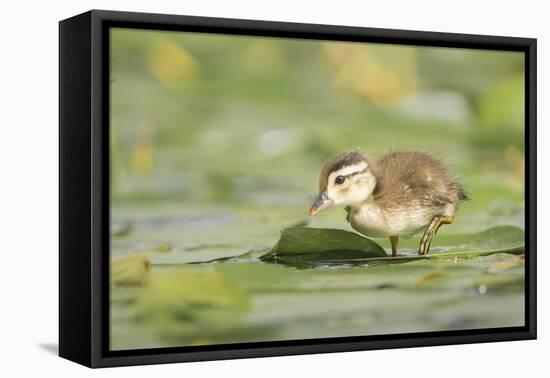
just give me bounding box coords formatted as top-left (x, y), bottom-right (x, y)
top-left (419, 218), bottom-right (441, 255)
top-left (389, 236), bottom-right (399, 257)
top-left (418, 215), bottom-right (455, 255)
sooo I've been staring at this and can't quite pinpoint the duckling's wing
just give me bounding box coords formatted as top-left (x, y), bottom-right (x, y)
top-left (373, 151), bottom-right (465, 209)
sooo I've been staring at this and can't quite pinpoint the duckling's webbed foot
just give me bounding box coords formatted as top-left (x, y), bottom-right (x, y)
top-left (418, 215), bottom-right (454, 255)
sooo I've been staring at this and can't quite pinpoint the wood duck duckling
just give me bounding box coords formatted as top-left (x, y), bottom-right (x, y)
top-left (308, 151), bottom-right (468, 256)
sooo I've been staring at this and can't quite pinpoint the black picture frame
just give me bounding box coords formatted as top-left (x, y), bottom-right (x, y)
top-left (59, 9), bottom-right (537, 368)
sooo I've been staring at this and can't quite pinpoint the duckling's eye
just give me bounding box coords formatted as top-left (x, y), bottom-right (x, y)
top-left (335, 175), bottom-right (346, 185)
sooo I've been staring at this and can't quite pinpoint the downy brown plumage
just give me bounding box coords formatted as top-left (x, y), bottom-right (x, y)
top-left (309, 150), bottom-right (468, 256)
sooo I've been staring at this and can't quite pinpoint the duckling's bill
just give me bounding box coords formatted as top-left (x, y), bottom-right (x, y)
top-left (309, 191), bottom-right (334, 216)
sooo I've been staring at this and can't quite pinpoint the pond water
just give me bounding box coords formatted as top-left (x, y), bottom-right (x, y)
top-left (109, 28), bottom-right (526, 350)
top-left (110, 198), bottom-right (525, 350)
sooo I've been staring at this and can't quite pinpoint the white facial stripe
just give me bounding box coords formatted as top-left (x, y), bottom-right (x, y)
top-left (327, 161), bottom-right (369, 194)
top-left (325, 160), bottom-right (375, 206)
top-left (332, 162), bottom-right (368, 178)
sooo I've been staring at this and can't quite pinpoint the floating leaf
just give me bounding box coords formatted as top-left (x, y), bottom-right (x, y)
top-left (111, 221), bottom-right (132, 237)
top-left (111, 253), bottom-right (150, 286)
top-left (487, 261), bottom-right (517, 274)
top-left (394, 225), bottom-right (525, 252)
top-left (260, 226), bottom-right (524, 267)
top-left (474, 272), bottom-right (524, 293)
top-left (261, 227), bottom-right (387, 264)
top-left (134, 269), bottom-right (251, 343)
top-left (415, 269), bottom-right (445, 287)
top-left (150, 243), bottom-right (172, 253)
top-left (152, 247), bottom-right (248, 265)
top-left (430, 246), bottom-right (524, 261)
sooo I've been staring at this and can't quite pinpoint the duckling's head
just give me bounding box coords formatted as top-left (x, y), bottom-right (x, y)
top-left (309, 151), bottom-right (377, 216)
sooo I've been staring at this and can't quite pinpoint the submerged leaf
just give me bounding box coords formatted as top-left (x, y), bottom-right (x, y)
top-left (262, 227), bottom-right (387, 263)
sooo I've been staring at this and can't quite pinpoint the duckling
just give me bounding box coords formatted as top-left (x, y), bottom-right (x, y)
top-left (308, 151), bottom-right (468, 256)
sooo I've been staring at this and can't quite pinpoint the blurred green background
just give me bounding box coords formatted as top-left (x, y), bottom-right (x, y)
top-left (110, 28), bottom-right (525, 350)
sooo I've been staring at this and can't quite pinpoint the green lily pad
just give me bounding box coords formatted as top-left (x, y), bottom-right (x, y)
top-left (259, 225), bottom-right (525, 267)
top-left (151, 247), bottom-right (247, 265)
top-left (395, 225), bottom-right (525, 252)
top-left (261, 227), bottom-right (387, 263)
top-left (133, 269), bottom-right (252, 344)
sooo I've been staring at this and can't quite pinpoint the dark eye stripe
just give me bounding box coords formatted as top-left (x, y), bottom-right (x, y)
top-left (331, 167), bottom-right (368, 186)
top-left (342, 167), bottom-right (368, 179)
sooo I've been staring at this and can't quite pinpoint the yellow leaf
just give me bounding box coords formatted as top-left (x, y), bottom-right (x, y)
top-left (487, 261), bottom-right (516, 274)
top-left (324, 42), bottom-right (417, 106)
top-left (130, 126), bottom-right (156, 175)
top-left (148, 40), bottom-right (198, 88)
top-left (415, 269), bottom-right (444, 287)
top-left (111, 253), bottom-right (150, 286)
